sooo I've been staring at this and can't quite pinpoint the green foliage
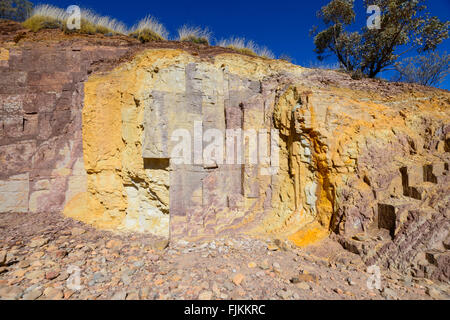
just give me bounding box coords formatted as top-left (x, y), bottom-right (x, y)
top-left (312, 0), bottom-right (449, 78)
top-left (0, 0), bottom-right (33, 22)
top-left (393, 51), bottom-right (450, 86)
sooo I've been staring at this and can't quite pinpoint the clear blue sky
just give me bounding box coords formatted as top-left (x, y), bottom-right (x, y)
top-left (38, 0), bottom-right (449, 89)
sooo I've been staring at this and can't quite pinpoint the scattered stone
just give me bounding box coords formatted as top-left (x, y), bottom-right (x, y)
top-left (346, 277), bottom-right (356, 286)
top-left (296, 273), bottom-right (318, 283)
top-left (152, 239), bottom-right (169, 251)
top-left (106, 239), bottom-right (122, 249)
top-left (140, 287), bottom-right (151, 300)
top-left (290, 277), bottom-right (300, 284)
top-left (260, 259), bottom-right (270, 270)
top-left (25, 270), bottom-right (45, 281)
top-left (22, 289), bottom-right (43, 300)
top-left (55, 250), bottom-right (68, 259)
top-left (43, 287), bottom-right (63, 300)
top-left (12, 268), bottom-right (27, 278)
top-left (92, 272), bottom-right (109, 284)
top-left (274, 239), bottom-right (287, 251)
top-left (296, 282), bottom-right (311, 290)
top-left (126, 291), bottom-right (140, 300)
top-left (212, 282), bottom-right (221, 296)
top-left (45, 270), bottom-right (60, 280)
top-left (0, 251), bottom-right (6, 266)
top-left (71, 227), bottom-right (86, 236)
top-left (29, 238), bottom-right (49, 248)
top-left (276, 289), bottom-right (292, 300)
top-left (426, 287), bottom-right (442, 299)
top-left (64, 290), bottom-right (75, 299)
top-left (198, 291), bottom-right (213, 300)
top-left (232, 273), bottom-right (245, 286)
top-left (381, 287), bottom-right (397, 300)
top-left (273, 262), bottom-right (282, 273)
top-left (30, 251), bottom-right (45, 260)
top-left (223, 281), bottom-right (234, 291)
top-left (403, 275), bottom-right (412, 287)
top-left (0, 251), bottom-right (15, 266)
top-left (256, 271), bottom-right (265, 277)
top-left (0, 286), bottom-right (23, 300)
top-left (443, 235), bottom-right (450, 250)
top-left (111, 291), bottom-right (127, 300)
top-left (18, 260), bottom-right (31, 268)
top-left (352, 234), bottom-right (369, 241)
top-left (121, 273), bottom-right (132, 285)
top-left (334, 288), bottom-right (344, 295)
top-left (0, 208), bottom-right (446, 301)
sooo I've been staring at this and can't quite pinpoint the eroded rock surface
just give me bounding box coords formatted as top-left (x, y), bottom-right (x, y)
top-left (1, 22), bottom-right (449, 289)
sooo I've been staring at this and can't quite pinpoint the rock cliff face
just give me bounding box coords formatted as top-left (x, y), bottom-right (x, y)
top-left (0, 22), bottom-right (449, 281)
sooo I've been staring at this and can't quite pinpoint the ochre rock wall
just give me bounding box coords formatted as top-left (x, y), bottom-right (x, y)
top-left (0, 30), bottom-right (449, 279)
top-left (61, 48), bottom-right (449, 247)
top-left (0, 39), bottom-right (129, 216)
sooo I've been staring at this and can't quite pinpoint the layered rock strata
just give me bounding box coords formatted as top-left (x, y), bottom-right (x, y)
top-left (0, 23), bottom-right (449, 281)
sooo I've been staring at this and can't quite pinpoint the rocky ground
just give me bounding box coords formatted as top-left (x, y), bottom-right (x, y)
top-left (0, 211), bottom-right (449, 300)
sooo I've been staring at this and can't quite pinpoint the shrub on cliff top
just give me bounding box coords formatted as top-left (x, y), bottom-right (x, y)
top-left (129, 15), bottom-right (168, 43)
top-left (177, 25), bottom-right (211, 45)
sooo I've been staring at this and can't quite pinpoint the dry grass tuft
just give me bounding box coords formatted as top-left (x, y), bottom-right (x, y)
top-left (217, 37), bottom-right (274, 59)
top-left (22, 4), bottom-right (278, 60)
top-left (22, 4), bottom-right (128, 35)
top-left (177, 25), bottom-right (211, 45)
top-left (217, 37), bottom-right (257, 56)
top-left (256, 46), bottom-right (276, 59)
top-left (77, 9), bottom-right (128, 35)
top-left (129, 15), bottom-right (168, 42)
top-left (22, 4), bottom-right (66, 32)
